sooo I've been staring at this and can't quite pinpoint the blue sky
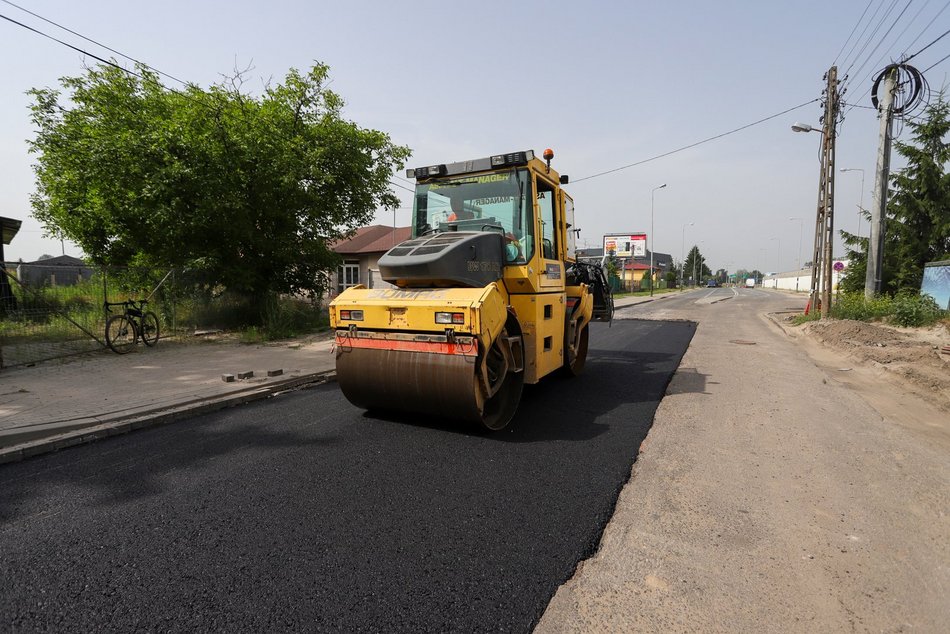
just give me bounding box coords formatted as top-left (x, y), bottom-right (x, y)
top-left (1, 0), bottom-right (948, 273)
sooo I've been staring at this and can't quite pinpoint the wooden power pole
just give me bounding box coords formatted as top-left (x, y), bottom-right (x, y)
top-left (808, 66), bottom-right (840, 318)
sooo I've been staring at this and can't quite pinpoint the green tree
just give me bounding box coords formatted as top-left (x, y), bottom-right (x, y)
top-left (28, 63), bottom-right (410, 302)
top-left (840, 93), bottom-right (950, 294)
top-left (683, 245), bottom-right (711, 284)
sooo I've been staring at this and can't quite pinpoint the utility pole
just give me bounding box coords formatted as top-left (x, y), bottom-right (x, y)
top-left (808, 66), bottom-right (840, 318)
top-left (866, 67), bottom-right (896, 299)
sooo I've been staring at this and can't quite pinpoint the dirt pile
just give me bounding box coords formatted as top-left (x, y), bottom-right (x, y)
top-left (802, 319), bottom-right (950, 412)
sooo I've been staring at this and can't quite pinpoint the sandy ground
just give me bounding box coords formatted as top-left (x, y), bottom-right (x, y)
top-left (537, 290), bottom-right (949, 633)
top-left (797, 318), bottom-right (950, 414)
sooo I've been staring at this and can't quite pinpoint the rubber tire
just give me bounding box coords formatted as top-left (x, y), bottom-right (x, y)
top-left (106, 315), bottom-right (137, 354)
top-left (140, 311), bottom-right (160, 346)
top-left (480, 330), bottom-right (525, 431)
top-left (562, 323), bottom-right (589, 377)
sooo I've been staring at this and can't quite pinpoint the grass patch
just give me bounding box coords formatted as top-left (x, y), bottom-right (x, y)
top-left (827, 291), bottom-right (946, 327)
top-left (790, 312), bottom-right (821, 326)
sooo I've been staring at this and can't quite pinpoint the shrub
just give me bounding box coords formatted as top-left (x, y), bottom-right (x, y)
top-left (831, 292), bottom-right (892, 321)
top-left (890, 291), bottom-right (944, 327)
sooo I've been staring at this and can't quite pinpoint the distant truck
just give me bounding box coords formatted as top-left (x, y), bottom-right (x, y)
top-left (745, 278), bottom-right (756, 288)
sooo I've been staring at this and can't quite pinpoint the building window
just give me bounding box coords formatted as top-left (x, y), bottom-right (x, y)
top-left (338, 262), bottom-right (359, 294)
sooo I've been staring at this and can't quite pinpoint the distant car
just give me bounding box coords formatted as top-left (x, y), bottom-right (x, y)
top-left (706, 280), bottom-right (718, 288)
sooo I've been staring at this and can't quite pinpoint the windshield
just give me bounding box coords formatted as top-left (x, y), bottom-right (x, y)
top-left (412, 169), bottom-right (534, 264)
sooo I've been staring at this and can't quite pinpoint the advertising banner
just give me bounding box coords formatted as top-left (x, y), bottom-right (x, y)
top-left (603, 234), bottom-right (647, 258)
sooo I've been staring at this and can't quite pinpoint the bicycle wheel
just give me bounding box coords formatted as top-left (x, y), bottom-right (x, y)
top-left (140, 311), bottom-right (160, 347)
top-left (105, 315), bottom-right (137, 354)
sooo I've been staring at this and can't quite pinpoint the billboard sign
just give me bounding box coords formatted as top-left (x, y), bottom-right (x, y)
top-left (922, 259), bottom-right (950, 310)
top-left (603, 233), bottom-right (647, 258)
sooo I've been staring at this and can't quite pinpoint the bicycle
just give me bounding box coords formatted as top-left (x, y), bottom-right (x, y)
top-left (104, 299), bottom-right (160, 354)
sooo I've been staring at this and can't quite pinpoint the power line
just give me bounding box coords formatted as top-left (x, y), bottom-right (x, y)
top-left (570, 99), bottom-right (819, 184)
top-left (0, 0), bottom-right (188, 86)
top-left (0, 11), bottom-right (143, 79)
top-left (904, 26), bottom-right (950, 60)
top-left (389, 180), bottom-right (415, 194)
top-left (921, 50), bottom-right (950, 72)
top-left (840, 0), bottom-right (892, 73)
top-left (840, 2), bottom-right (950, 114)
top-left (834, 0), bottom-right (877, 65)
top-left (846, 0), bottom-right (936, 97)
top-left (843, 0), bottom-right (912, 92)
top-left (900, 0), bottom-right (950, 56)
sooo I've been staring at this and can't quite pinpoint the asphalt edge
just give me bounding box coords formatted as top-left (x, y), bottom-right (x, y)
top-left (0, 369), bottom-right (337, 465)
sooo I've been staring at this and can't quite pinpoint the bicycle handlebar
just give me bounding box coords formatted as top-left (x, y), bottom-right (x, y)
top-left (104, 299), bottom-right (148, 312)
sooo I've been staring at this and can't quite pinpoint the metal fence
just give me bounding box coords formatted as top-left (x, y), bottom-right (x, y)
top-left (0, 263), bottom-right (325, 369)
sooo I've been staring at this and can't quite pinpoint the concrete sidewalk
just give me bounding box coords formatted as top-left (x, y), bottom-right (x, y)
top-left (0, 290), bottom-right (679, 463)
top-left (0, 334), bottom-right (336, 462)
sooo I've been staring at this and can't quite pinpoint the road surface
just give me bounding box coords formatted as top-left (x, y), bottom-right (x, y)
top-left (538, 287), bottom-right (949, 632)
top-left (1, 319), bottom-right (694, 632)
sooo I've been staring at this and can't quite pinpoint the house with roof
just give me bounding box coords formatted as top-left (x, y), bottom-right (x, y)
top-left (329, 224), bottom-right (411, 298)
top-left (17, 255), bottom-right (95, 288)
top-left (575, 246), bottom-right (674, 290)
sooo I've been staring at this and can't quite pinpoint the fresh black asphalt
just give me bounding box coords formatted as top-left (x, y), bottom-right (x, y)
top-left (0, 318), bottom-right (695, 632)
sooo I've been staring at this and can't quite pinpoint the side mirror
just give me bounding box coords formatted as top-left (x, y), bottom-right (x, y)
top-left (559, 175), bottom-right (569, 184)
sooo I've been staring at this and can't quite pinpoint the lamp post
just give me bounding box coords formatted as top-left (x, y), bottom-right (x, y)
top-left (793, 115), bottom-right (841, 317)
top-left (839, 167), bottom-right (865, 238)
top-left (680, 221), bottom-right (693, 291)
top-left (650, 184), bottom-right (667, 296)
top-left (694, 240), bottom-right (705, 286)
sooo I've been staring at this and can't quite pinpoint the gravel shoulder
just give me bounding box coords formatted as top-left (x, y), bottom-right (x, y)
top-left (537, 291), bottom-right (949, 633)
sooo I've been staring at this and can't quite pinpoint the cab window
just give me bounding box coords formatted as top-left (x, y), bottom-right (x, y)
top-left (536, 177), bottom-right (557, 260)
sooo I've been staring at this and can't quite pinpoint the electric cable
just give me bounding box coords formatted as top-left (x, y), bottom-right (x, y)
top-left (571, 99), bottom-right (819, 184)
top-left (842, 0), bottom-right (903, 80)
top-left (0, 12), bottom-right (144, 79)
top-left (840, 1), bottom-right (949, 114)
top-left (389, 180), bottom-right (415, 194)
top-left (842, 0), bottom-right (934, 100)
top-left (840, 0), bottom-right (890, 73)
top-left (0, 0), bottom-right (188, 86)
top-left (848, 0), bottom-right (915, 85)
top-left (834, 0), bottom-right (878, 65)
top-left (920, 50), bottom-right (950, 72)
top-left (842, 0), bottom-right (914, 95)
top-left (904, 26), bottom-right (950, 60)
top-left (900, 0), bottom-right (950, 57)
top-left (871, 63), bottom-right (928, 114)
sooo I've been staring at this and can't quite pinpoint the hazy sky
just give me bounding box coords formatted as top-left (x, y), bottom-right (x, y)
top-left (1, 0), bottom-right (948, 274)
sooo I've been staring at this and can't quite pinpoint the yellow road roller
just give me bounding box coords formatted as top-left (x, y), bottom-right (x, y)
top-left (330, 149), bottom-right (613, 430)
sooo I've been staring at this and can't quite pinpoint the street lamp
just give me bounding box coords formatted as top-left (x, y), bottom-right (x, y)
top-left (791, 122), bottom-right (821, 133)
top-left (694, 240), bottom-right (705, 286)
top-left (680, 221), bottom-right (693, 291)
top-left (650, 183), bottom-right (667, 297)
top-left (840, 167), bottom-right (866, 238)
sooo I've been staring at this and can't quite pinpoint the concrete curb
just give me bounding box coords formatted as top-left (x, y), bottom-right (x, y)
top-left (614, 292), bottom-right (681, 309)
top-left (0, 369), bottom-right (337, 465)
top-left (763, 310), bottom-right (804, 338)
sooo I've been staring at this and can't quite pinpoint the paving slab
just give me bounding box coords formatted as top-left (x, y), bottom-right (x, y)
top-left (0, 334), bottom-right (336, 460)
